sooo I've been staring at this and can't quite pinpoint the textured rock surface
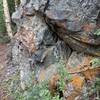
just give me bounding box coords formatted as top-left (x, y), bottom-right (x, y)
top-left (13, 0), bottom-right (100, 56)
top-left (12, 0), bottom-right (72, 89)
top-left (44, 0), bottom-right (100, 56)
top-left (11, 39), bottom-right (31, 90)
top-left (11, 0), bottom-right (100, 99)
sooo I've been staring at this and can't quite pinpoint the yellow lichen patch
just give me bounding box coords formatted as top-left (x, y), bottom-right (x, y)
top-left (63, 75), bottom-right (84, 100)
top-left (64, 53), bottom-right (100, 99)
top-left (71, 75), bottom-right (84, 90)
top-left (64, 67), bottom-right (100, 100)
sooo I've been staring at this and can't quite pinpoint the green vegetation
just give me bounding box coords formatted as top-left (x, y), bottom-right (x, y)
top-left (92, 58), bottom-right (100, 100)
top-left (8, 60), bottom-right (72, 100)
top-left (94, 29), bottom-right (100, 36)
top-left (8, 73), bottom-right (62, 100)
top-left (0, 0), bottom-right (16, 43)
top-left (8, 0), bottom-right (17, 33)
top-left (89, 58), bottom-right (100, 100)
top-left (0, 0), bottom-right (6, 33)
top-left (90, 58), bottom-right (100, 67)
top-left (90, 76), bottom-right (100, 100)
top-left (23, 80), bottom-right (61, 100)
top-left (7, 0), bottom-right (15, 16)
top-left (56, 60), bottom-right (71, 91)
top-left (0, 34), bottom-right (10, 43)
top-left (0, 0), bottom-right (10, 43)
top-left (92, 77), bottom-right (100, 92)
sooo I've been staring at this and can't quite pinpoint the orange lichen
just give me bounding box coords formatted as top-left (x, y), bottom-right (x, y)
top-left (71, 75), bottom-right (84, 90)
top-left (64, 53), bottom-right (100, 99)
top-left (82, 67), bottom-right (100, 80)
top-left (63, 75), bottom-right (84, 100)
top-left (48, 74), bottom-right (60, 95)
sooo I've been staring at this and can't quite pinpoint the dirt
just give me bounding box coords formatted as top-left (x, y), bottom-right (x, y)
top-left (0, 43), bottom-right (13, 100)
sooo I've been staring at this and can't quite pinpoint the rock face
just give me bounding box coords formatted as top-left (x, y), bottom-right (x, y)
top-left (11, 0), bottom-right (100, 99)
top-left (12, 0), bottom-right (100, 56)
top-left (44, 0), bottom-right (100, 56)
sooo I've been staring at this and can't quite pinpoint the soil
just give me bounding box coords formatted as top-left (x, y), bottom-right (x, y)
top-left (0, 43), bottom-right (13, 100)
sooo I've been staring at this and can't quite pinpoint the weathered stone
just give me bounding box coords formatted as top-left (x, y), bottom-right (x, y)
top-left (66, 52), bottom-right (100, 77)
top-left (31, 41), bottom-right (71, 65)
top-left (44, 0), bottom-right (100, 56)
top-left (11, 39), bottom-right (31, 90)
top-left (30, 0), bottom-right (47, 12)
top-left (12, 0), bottom-right (100, 56)
top-left (31, 41), bottom-right (71, 81)
top-left (15, 27), bottom-right (36, 53)
top-left (63, 75), bottom-right (85, 100)
top-left (11, 0), bottom-right (100, 99)
top-left (66, 52), bottom-right (93, 73)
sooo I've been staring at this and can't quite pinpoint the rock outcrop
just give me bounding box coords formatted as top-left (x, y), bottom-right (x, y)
top-left (11, 0), bottom-right (100, 99)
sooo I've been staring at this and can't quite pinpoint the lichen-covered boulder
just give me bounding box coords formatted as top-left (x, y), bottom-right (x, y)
top-left (44, 0), bottom-right (100, 56)
top-left (12, 0), bottom-right (100, 56)
top-left (11, 0), bottom-right (100, 99)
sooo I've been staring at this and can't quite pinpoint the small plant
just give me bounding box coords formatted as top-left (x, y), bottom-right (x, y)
top-left (90, 58), bottom-right (100, 67)
top-left (23, 80), bottom-right (62, 100)
top-left (91, 77), bottom-right (100, 100)
top-left (9, 72), bottom-right (62, 100)
top-left (8, 59), bottom-right (71, 100)
top-left (90, 58), bottom-right (100, 100)
top-left (92, 77), bottom-right (100, 92)
top-left (94, 29), bottom-right (100, 36)
top-left (55, 60), bottom-right (71, 91)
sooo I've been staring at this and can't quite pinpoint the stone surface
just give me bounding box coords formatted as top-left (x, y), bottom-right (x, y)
top-left (11, 0), bottom-right (100, 99)
top-left (31, 41), bottom-right (71, 82)
top-left (11, 39), bottom-right (31, 90)
top-left (12, 0), bottom-right (100, 56)
top-left (44, 0), bottom-right (100, 56)
top-left (63, 75), bottom-right (85, 100)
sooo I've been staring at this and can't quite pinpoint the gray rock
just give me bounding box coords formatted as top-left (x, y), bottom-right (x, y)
top-left (31, 41), bottom-right (71, 68)
top-left (30, 0), bottom-right (47, 12)
top-left (10, 1), bottom-right (100, 100)
top-left (11, 39), bottom-right (31, 90)
top-left (44, 0), bottom-right (100, 56)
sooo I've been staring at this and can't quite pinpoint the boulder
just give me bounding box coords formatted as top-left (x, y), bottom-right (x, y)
top-left (11, 0), bottom-right (100, 99)
top-left (44, 0), bottom-right (100, 56)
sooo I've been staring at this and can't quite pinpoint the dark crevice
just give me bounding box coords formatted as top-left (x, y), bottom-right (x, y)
top-left (44, 0), bottom-right (50, 12)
